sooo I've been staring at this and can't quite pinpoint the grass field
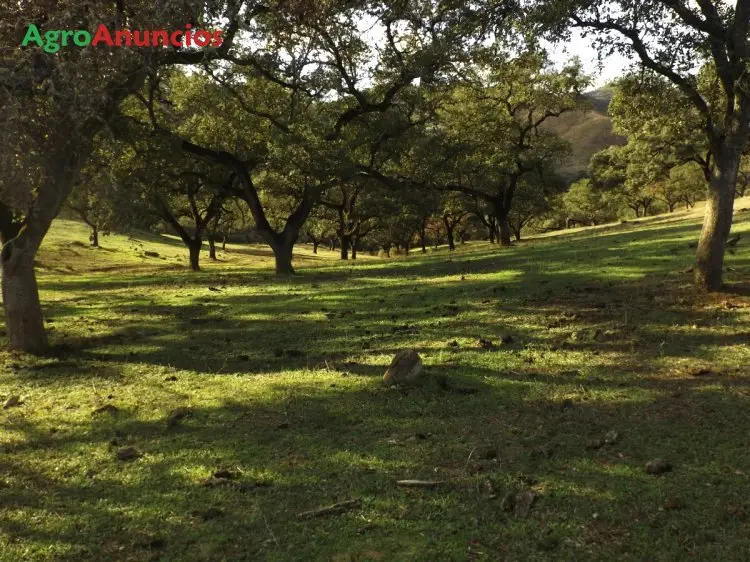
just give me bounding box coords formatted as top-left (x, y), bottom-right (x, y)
top-left (2, 200), bottom-right (750, 561)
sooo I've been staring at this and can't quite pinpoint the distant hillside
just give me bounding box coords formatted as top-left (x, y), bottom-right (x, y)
top-left (545, 87), bottom-right (626, 181)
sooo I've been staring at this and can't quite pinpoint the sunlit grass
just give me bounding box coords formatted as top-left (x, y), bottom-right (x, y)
top-left (1, 201), bottom-right (750, 560)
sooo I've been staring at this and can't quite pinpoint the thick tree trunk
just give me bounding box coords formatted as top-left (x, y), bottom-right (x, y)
top-left (351, 238), bottom-right (358, 260)
top-left (90, 226), bottom-right (99, 247)
top-left (498, 213), bottom-right (512, 246)
top-left (489, 198), bottom-right (513, 246)
top-left (0, 141), bottom-right (88, 354)
top-left (695, 147), bottom-right (743, 291)
top-left (443, 217), bottom-right (456, 251)
top-left (1, 248), bottom-right (47, 354)
top-left (488, 225), bottom-right (496, 243)
top-left (340, 234), bottom-right (350, 260)
top-left (446, 226), bottom-right (455, 250)
top-left (312, 240), bottom-right (319, 254)
top-left (419, 228), bottom-right (427, 253)
top-left (269, 235), bottom-right (296, 275)
top-left (249, 215), bottom-right (300, 274)
top-left (208, 236), bottom-right (217, 260)
top-left (227, 167), bottom-right (314, 275)
top-left (188, 239), bottom-right (202, 271)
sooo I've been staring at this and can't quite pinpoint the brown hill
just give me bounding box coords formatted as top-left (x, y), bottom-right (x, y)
top-left (546, 88), bottom-right (626, 181)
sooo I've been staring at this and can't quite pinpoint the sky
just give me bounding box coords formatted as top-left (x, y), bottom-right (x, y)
top-left (547, 29), bottom-right (635, 89)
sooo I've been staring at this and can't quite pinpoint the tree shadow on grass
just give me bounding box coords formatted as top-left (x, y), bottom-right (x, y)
top-left (3, 363), bottom-right (750, 560)
top-left (15, 256), bottom-right (748, 383)
top-left (4, 212), bottom-right (747, 388)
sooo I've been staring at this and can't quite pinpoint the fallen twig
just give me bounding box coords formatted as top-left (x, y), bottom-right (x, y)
top-left (258, 507), bottom-right (279, 548)
top-left (396, 480), bottom-right (444, 488)
top-left (463, 448), bottom-right (476, 474)
top-left (297, 499), bottom-right (361, 520)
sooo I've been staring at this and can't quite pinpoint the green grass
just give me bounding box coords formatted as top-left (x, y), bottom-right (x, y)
top-left (2, 202), bottom-right (750, 561)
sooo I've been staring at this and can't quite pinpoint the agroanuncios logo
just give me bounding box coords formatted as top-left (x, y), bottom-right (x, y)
top-left (20, 23), bottom-right (223, 53)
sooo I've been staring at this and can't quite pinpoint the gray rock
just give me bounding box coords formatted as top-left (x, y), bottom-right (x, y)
top-left (501, 489), bottom-right (538, 517)
top-left (604, 430), bottom-right (620, 445)
top-left (2, 395), bottom-right (21, 409)
top-left (537, 536), bottom-right (559, 551)
top-left (383, 350), bottom-right (423, 385)
top-left (92, 404), bottom-right (119, 416)
top-left (166, 407), bottom-right (192, 428)
top-left (645, 458), bottom-right (672, 475)
top-left (116, 446), bottom-right (141, 461)
top-left (514, 490), bottom-right (538, 517)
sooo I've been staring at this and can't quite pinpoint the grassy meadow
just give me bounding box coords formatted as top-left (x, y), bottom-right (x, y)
top-left (2, 200), bottom-right (750, 561)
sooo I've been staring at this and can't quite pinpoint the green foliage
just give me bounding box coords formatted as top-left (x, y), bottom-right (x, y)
top-left (0, 0), bottom-right (228, 220)
top-left (664, 162), bottom-right (709, 210)
top-left (427, 50), bottom-right (585, 193)
top-left (563, 178), bottom-right (617, 225)
top-left (609, 72), bottom-right (711, 172)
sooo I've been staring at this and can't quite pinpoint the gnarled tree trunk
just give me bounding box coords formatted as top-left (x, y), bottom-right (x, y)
top-left (340, 234), bottom-right (350, 260)
top-left (443, 217), bottom-right (456, 251)
top-left (497, 212), bottom-right (512, 246)
top-left (269, 234), bottom-right (295, 275)
top-left (489, 195), bottom-right (513, 247)
top-left (208, 236), bottom-right (217, 260)
top-left (1, 142), bottom-right (87, 354)
top-left (188, 239), bottom-right (202, 271)
top-left (511, 224), bottom-right (522, 242)
top-left (1, 242), bottom-right (47, 354)
top-left (178, 141), bottom-right (315, 276)
top-left (695, 144), bottom-right (744, 291)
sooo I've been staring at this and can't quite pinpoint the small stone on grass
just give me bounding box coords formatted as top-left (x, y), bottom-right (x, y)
top-left (646, 458), bottom-right (672, 475)
top-left (3, 395), bottom-right (21, 409)
top-left (116, 446), bottom-right (141, 461)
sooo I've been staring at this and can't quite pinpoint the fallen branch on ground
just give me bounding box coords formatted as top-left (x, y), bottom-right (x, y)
top-left (396, 480), bottom-right (444, 488)
top-left (296, 499), bottom-right (361, 520)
